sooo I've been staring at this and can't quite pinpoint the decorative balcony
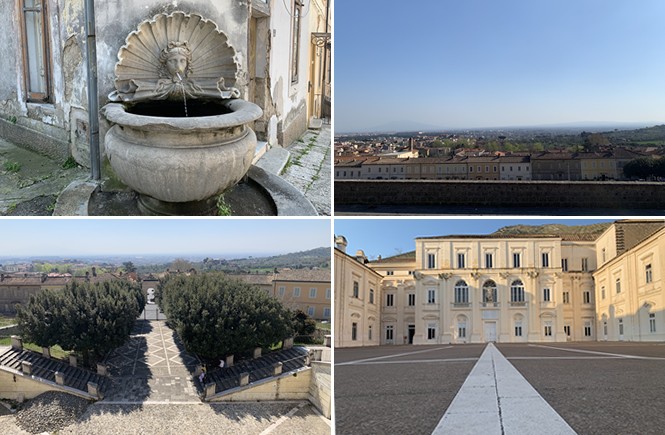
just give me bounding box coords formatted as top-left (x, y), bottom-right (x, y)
top-left (451, 303), bottom-right (471, 309)
top-left (481, 302), bottom-right (500, 308)
top-left (509, 302), bottom-right (527, 308)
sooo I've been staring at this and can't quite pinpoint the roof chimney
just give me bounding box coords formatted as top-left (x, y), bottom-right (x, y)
top-left (335, 235), bottom-right (348, 253)
top-left (355, 250), bottom-right (368, 264)
top-left (41, 273), bottom-right (47, 283)
top-left (92, 267), bottom-right (96, 277)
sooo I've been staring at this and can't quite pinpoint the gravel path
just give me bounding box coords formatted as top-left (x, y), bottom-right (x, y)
top-left (15, 391), bottom-right (90, 434)
top-left (1, 401), bottom-right (331, 435)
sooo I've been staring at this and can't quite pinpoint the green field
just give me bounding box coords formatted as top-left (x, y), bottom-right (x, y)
top-left (0, 338), bottom-right (70, 359)
top-left (317, 323), bottom-right (331, 330)
top-left (0, 316), bottom-right (17, 328)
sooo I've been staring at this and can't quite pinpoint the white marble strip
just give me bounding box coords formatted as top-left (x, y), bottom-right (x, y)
top-left (529, 344), bottom-right (665, 360)
top-left (432, 343), bottom-right (576, 435)
top-left (336, 346), bottom-right (452, 366)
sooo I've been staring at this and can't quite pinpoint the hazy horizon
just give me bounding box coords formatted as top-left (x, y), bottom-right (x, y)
top-left (337, 0), bottom-right (665, 133)
top-left (0, 219), bottom-right (331, 258)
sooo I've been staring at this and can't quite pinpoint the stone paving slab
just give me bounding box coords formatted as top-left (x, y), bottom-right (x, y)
top-left (281, 124), bottom-right (331, 216)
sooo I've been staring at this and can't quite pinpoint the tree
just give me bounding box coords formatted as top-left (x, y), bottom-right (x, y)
top-left (157, 273), bottom-right (294, 357)
top-left (292, 309), bottom-right (317, 336)
top-left (16, 279), bottom-right (144, 365)
top-left (532, 143), bottom-right (544, 152)
top-left (583, 133), bottom-right (610, 150)
top-left (170, 258), bottom-right (192, 272)
top-left (431, 139), bottom-right (444, 147)
top-left (122, 261), bottom-right (137, 273)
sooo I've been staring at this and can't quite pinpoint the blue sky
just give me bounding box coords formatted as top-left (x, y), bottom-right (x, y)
top-left (334, 218), bottom-right (615, 260)
top-left (0, 219), bottom-right (331, 257)
top-left (335, 0), bottom-right (665, 132)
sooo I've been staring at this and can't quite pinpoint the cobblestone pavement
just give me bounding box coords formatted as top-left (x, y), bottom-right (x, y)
top-left (1, 402), bottom-right (331, 435)
top-left (281, 124), bottom-right (331, 216)
top-left (101, 320), bottom-right (203, 403)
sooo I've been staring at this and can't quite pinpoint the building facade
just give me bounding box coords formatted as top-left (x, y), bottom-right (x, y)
top-left (335, 220), bottom-right (665, 348)
top-left (272, 269), bottom-right (331, 321)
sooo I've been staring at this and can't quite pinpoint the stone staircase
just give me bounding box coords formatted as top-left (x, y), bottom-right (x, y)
top-left (0, 347), bottom-right (110, 396)
top-left (200, 347), bottom-right (309, 395)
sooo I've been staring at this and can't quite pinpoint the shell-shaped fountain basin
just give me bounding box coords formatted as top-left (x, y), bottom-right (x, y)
top-left (102, 98), bottom-right (262, 204)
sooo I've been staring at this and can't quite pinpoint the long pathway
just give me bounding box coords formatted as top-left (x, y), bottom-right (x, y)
top-left (101, 320), bottom-right (202, 403)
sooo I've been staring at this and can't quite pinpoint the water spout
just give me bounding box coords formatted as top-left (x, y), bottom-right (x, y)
top-left (177, 73), bottom-right (188, 117)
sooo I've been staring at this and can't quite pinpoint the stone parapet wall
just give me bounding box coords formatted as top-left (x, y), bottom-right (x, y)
top-left (0, 325), bottom-right (20, 337)
top-left (308, 362), bottom-right (331, 419)
top-left (335, 180), bottom-right (665, 209)
top-left (207, 368), bottom-right (311, 402)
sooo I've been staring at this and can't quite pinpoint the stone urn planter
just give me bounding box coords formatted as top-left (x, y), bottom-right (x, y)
top-left (101, 12), bottom-right (263, 215)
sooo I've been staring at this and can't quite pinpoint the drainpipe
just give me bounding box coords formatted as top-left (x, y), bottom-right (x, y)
top-left (320, 0), bottom-right (330, 119)
top-left (85, 0), bottom-right (100, 180)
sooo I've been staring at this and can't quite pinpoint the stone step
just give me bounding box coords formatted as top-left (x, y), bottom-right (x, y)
top-left (309, 118), bottom-right (323, 130)
top-left (253, 146), bottom-right (290, 175)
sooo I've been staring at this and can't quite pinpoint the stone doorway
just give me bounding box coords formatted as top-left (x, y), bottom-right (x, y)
top-left (408, 325), bottom-right (415, 344)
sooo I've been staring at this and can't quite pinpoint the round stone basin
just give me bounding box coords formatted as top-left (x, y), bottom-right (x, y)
top-left (102, 98), bottom-right (262, 214)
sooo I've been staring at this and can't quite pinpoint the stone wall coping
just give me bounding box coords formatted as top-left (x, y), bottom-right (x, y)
top-left (204, 366), bottom-right (311, 402)
top-left (0, 364), bottom-right (96, 400)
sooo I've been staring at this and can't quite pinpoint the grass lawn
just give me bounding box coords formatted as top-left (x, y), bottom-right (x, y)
top-left (0, 337), bottom-right (70, 359)
top-left (317, 323), bottom-right (331, 330)
top-left (0, 316), bottom-right (17, 328)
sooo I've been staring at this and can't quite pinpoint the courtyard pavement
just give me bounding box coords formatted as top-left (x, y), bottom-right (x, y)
top-left (101, 319), bottom-right (202, 403)
top-left (335, 342), bottom-right (665, 435)
top-left (281, 124), bottom-right (331, 216)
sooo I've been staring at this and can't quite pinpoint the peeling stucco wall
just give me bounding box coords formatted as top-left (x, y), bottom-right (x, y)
top-left (95, 0), bottom-right (250, 186)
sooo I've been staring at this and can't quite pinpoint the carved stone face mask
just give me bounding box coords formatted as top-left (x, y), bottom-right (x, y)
top-left (166, 53), bottom-right (188, 78)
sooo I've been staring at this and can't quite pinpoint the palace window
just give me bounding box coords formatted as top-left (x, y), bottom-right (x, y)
top-left (369, 288), bottom-right (374, 304)
top-left (323, 307), bottom-right (330, 318)
top-left (386, 294), bottom-right (394, 307)
top-left (458, 322), bottom-right (466, 338)
top-left (543, 288), bottom-right (551, 302)
top-left (544, 321), bottom-right (552, 337)
top-left (428, 324), bottom-right (436, 340)
top-left (563, 291), bottom-right (570, 304)
top-left (513, 253), bottom-right (521, 268)
top-left (278, 286), bottom-right (285, 297)
top-left (650, 313), bottom-right (656, 333)
top-left (515, 321), bottom-right (522, 337)
top-left (601, 286), bottom-right (605, 300)
top-left (294, 287), bottom-right (301, 297)
top-left (562, 258), bottom-right (568, 272)
top-left (604, 322), bottom-right (608, 336)
top-left (542, 252), bottom-right (549, 268)
top-left (454, 280), bottom-right (469, 303)
top-left (427, 289), bottom-right (436, 304)
top-left (584, 322), bottom-right (592, 337)
top-left (368, 325), bottom-right (372, 340)
top-left (386, 271), bottom-right (394, 275)
top-left (386, 325), bottom-right (394, 341)
top-left (457, 253), bottom-right (465, 269)
top-left (353, 281), bottom-right (359, 298)
top-left (428, 253), bottom-right (436, 269)
top-left (290, 0), bottom-right (303, 83)
top-left (602, 248), bottom-right (606, 263)
top-left (309, 287), bottom-right (317, 298)
top-left (616, 278), bottom-right (621, 294)
top-left (583, 290), bottom-right (590, 304)
top-left (326, 288), bottom-right (331, 299)
top-left (21, 0), bottom-right (52, 102)
top-left (469, 166), bottom-right (474, 173)
top-left (581, 258), bottom-right (588, 272)
top-left (485, 253), bottom-right (493, 268)
top-left (307, 306), bottom-right (315, 317)
top-left (646, 264), bottom-right (653, 283)
top-left (408, 293), bottom-right (415, 306)
top-left (510, 280), bottom-right (525, 302)
top-left (352, 322), bottom-right (357, 340)
top-left (618, 319), bottom-right (623, 336)
top-left (564, 325), bottom-right (571, 336)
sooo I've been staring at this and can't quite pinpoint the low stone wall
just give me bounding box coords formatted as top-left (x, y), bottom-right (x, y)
top-left (308, 362), bottom-right (331, 419)
top-left (0, 325), bottom-right (19, 338)
top-left (335, 180), bottom-right (665, 209)
top-left (0, 118), bottom-right (68, 162)
top-left (207, 368), bottom-right (311, 402)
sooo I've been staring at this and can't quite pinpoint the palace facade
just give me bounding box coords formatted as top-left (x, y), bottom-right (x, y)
top-left (335, 220), bottom-right (665, 347)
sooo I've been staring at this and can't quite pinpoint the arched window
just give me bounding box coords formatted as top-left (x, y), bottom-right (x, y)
top-left (511, 280), bottom-right (525, 302)
top-left (454, 280), bottom-right (468, 303)
top-left (483, 280), bottom-right (497, 303)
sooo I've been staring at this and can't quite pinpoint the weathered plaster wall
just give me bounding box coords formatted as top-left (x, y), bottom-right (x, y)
top-left (0, 0), bottom-right (88, 162)
top-left (0, 367), bottom-right (61, 400)
top-left (335, 180), bottom-right (665, 210)
top-left (95, 0), bottom-right (250, 187)
top-left (269, 0), bottom-right (309, 147)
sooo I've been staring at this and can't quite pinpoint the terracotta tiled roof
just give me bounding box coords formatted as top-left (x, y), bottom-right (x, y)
top-left (227, 274), bottom-right (274, 286)
top-left (272, 269), bottom-right (331, 283)
top-left (370, 251), bottom-right (417, 264)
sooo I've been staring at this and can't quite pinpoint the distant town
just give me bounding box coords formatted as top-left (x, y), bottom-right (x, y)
top-left (335, 124), bottom-right (665, 181)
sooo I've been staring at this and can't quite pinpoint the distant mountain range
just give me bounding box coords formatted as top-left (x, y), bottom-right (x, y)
top-left (345, 120), bottom-right (661, 135)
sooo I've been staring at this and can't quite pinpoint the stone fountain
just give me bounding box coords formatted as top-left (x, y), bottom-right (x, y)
top-left (101, 12), bottom-right (286, 216)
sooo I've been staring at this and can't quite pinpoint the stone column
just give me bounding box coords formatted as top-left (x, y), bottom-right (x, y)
top-left (88, 382), bottom-right (100, 398)
top-left (97, 364), bottom-right (107, 376)
top-left (413, 272), bottom-right (424, 344)
top-left (225, 355), bottom-right (234, 367)
top-left (205, 383), bottom-right (216, 399)
top-left (253, 347), bottom-right (262, 359)
top-left (499, 272), bottom-right (511, 342)
top-left (239, 372), bottom-right (249, 387)
top-left (527, 271), bottom-right (540, 342)
top-left (282, 337), bottom-right (294, 350)
top-left (554, 272), bottom-right (566, 342)
top-left (69, 355), bottom-right (77, 368)
top-left (42, 347), bottom-right (51, 359)
top-left (396, 281), bottom-right (405, 344)
top-left (273, 362), bottom-right (283, 376)
top-left (55, 371), bottom-right (65, 386)
top-left (470, 273), bottom-right (482, 343)
top-left (11, 336), bottom-right (22, 350)
top-left (439, 273), bottom-right (453, 343)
